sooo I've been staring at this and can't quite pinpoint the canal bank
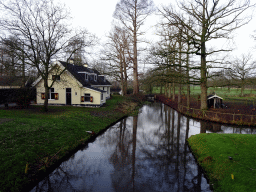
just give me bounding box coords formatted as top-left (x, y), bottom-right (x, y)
top-left (155, 95), bottom-right (256, 191)
top-left (0, 95), bottom-right (144, 192)
top-left (156, 95), bottom-right (256, 127)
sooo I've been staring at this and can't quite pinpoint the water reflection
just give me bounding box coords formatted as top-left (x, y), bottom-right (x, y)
top-left (30, 102), bottom-right (255, 192)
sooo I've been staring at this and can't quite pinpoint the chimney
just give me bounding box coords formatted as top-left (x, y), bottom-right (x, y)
top-left (68, 58), bottom-right (74, 64)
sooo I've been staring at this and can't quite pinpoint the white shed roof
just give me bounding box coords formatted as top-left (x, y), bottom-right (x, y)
top-left (207, 94), bottom-right (223, 100)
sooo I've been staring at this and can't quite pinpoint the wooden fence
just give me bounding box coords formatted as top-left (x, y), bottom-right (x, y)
top-left (178, 104), bottom-right (256, 125)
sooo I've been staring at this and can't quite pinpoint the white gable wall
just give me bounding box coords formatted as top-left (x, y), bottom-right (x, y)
top-left (36, 67), bottom-right (103, 106)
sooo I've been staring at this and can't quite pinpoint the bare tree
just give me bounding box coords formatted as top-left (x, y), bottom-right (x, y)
top-left (0, 36), bottom-right (30, 86)
top-left (113, 0), bottom-right (155, 94)
top-left (65, 33), bottom-right (96, 66)
top-left (229, 53), bottom-right (256, 96)
top-left (0, 0), bottom-right (95, 111)
top-left (161, 0), bottom-right (254, 110)
top-left (102, 26), bottom-right (132, 95)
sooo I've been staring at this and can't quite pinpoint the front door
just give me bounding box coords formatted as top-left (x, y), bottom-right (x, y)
top-left (66, 88), bottom-right (71, 105)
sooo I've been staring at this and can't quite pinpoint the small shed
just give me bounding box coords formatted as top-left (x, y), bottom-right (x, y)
top-left (207, 94), bottom-right (223, 109)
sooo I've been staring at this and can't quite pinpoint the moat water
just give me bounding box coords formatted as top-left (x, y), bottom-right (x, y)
top-left (30, 102), bottom-right (255, 192)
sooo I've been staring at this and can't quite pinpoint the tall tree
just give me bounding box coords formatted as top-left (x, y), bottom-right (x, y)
top-left (161, 0), bottom-right (254, 109)
top-left (229, 53), bottom-right (256, 96)
top-left (102, 26), bottom-right (132, 95)
top-left (113, 0), bottom-right (154, 94)
top-left (0, 36), bottom-right (29, 85)
top-left (0, 0), bottom-right (94, 111)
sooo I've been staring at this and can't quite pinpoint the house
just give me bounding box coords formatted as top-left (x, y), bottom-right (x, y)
top-left (207, 94), bottom-right (223, 108)
top-left (32, 61), bottom-right (111, 107)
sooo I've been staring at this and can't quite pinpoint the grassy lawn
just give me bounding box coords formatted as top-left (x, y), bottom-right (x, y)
top-left (188, 134), bottom-right (256, 192)
top-left (153, 86), bottom-right (256, 102)
top-left (0, 95), bottom-right (135, 192)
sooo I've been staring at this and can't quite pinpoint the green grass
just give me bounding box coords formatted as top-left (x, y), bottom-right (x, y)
top-left (153, 86), bottom-right (256, 101)
top-left (188, 134), bottom-right (256, 192)
top-left (0, 95), bottom-right (131, 192)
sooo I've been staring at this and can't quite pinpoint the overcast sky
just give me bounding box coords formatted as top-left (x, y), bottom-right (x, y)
top-left (62, 0), bottom-right (256, 62)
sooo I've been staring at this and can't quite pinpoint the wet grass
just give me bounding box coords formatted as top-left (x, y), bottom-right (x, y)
top-left (0, 95), bottom-right (134, 192)
top-left (188, 133), bottom-right (256, 192)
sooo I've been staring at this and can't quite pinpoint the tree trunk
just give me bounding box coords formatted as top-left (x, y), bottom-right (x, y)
top-left (241, 82), bottom-right (244, 96)
top-left (168, 83), bottom-right (171, 98)
top-left (172, 82), bottom-right (175, 100)
top-left (200, 44), bottom-right (208, 110)
top-left (43, 79), bottom-right (49, 112)
top-left (178, 32), bottom-right (182, 105)
top-left (165, 83), bottom-right (168, 97)
top-left (120, 63), bottom-right (124, 96)
top-left (123, 60), bottom-right (128, 95)
top-left (187, 85), bottom-right (190, 108)
top-left (186, 44), bottom-right (190, 108)
top-left (133, 8), bottom-right (139, 95)
top-left (200, 1), bottom-right (208, 110)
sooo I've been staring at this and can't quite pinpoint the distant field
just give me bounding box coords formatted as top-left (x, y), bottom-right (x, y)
top-left (153, 86), bottom-right (256, 100)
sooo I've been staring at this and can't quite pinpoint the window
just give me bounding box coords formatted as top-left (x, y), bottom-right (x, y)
top-left (49, 88), bottom-right (55, 99)
top-left (94, 74), bottom-right (97, 81)
top-left (78, 72), bottom-right (88, 80)
top-left (103, 87), bottom-right (105, 91)
top-left (52, 75), bottom-right (60, 81)
top-left (101, 93), bottom-right (103, 101)
top-left (84, 93), bottom-right (90, 102)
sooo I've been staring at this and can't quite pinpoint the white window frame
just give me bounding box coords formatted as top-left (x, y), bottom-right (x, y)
top-left (49, 88), bottom-right (55, 100)
top-left (78, 72), bottom-right (89, 80)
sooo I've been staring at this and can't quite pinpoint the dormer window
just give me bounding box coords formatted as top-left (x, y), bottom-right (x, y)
top-left (52, 75), bottom-right (60, 81)
top-left (78, 72), bottom-right (88, 80)
top-left (99, 75), bottom-right (105, 82)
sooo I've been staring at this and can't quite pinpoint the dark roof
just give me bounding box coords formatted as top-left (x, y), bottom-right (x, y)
top-left (0, 76), bottom-right (30, 87)
top-left (59, 61), bottom-right (111, 92)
